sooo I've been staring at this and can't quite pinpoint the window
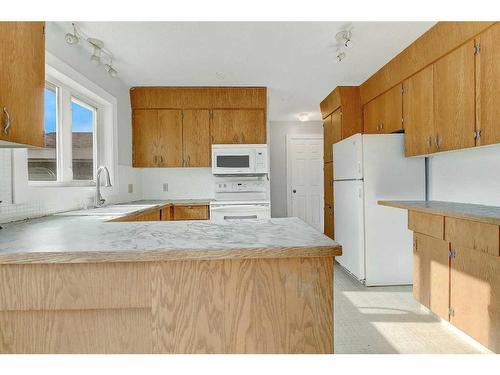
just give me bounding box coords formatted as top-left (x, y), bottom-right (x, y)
top-left (28, 80), bottom-right (99, 184)
top-left (27, 85), bottom-right (58, 181)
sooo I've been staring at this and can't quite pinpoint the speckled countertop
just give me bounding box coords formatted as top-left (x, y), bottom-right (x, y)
top-left (0, 200), bottom-right (340, 264)
top-left (379, 200), bottom-right (500, 225)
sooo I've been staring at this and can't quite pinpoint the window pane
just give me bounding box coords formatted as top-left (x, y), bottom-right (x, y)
top-left (71, 98), bottom-right (95, 181)
top-left (28, 86), bottom-right (57, 181)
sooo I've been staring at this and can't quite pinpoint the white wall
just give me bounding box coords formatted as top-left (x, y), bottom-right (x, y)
top-left (140, 168), bottom-right (215, 200)
top-left (428, 144), bottom-right (500, 206)
top-left (269, 121), bottom-right (323, 217)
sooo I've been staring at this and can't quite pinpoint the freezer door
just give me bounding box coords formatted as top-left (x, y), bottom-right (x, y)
top-left (334, 180), bottom-right (365, 281)
top-left (332, 133), bottom-right (363, 181)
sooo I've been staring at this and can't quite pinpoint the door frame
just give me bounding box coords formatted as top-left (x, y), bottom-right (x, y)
top-left (285, 134), bottom-right (324, 219)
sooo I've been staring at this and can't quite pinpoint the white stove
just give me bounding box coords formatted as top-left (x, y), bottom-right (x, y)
top-left (210, 178), bottom-right (271, 221)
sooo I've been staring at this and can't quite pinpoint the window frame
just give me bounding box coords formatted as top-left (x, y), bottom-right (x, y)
top-left (28, 76), bottom-right (102, 187)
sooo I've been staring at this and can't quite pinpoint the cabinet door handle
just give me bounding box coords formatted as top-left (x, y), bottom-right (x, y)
top-left (435, 135), bottom-right (442, 150)
top-left (427, 136), bottom-right (432, 151)
top-left (2, 107), bottom-right (11, 135)
top-left (380, 123), bottom-right (384, 130)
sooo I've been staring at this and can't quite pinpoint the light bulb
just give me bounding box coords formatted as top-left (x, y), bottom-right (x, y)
top-left (90, 47), bottom-right (101, 65)
top-left (65, 32), bottom-right (79, 45)
top-left (104, 64), bottom-right (117, 77)
top-left (336, 51), bottom-right (346, 62)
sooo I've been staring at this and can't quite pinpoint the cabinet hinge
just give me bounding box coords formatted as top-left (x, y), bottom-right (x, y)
top-left (474, 42), bottom-right (481, 55)
top-left (473, 129), bottom-right (482, 140)
top-left (449, 249), bottom-right (456, 258)
top-left (448, 307), bottom-right (455, 317)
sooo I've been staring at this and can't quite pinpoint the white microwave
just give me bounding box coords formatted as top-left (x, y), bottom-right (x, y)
top-left (212, 144), bottom-right (268, 175)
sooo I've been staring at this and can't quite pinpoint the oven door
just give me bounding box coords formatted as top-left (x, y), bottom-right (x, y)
top-left (210, 204), bottom-right (270, 221)
top-left (212, 151), bottom-right (255, 174)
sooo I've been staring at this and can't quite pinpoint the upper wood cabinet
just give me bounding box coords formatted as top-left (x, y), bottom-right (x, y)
top-left (0, 22), bottom-right (45, 147)
top-left (211, 109), bottom-right (266, 144)
top-left (403, 65), bottom-right (435, 156)
top-left (182, 109), bottom-right (211, 167)
top-left (322, 109), bottom-right (342, 163)
top-left (323, 115), bottom-right (333, 163)
top-left (475, 23), bottom-right (500, 147)
top-left (131, 87), bottom-right (267, 167)
top-left (132, 109), bottom-right (182, 167)
top-left (363, 84), bottom-right (403, 134)
top-left (434, 41), bottom-right (475, 153)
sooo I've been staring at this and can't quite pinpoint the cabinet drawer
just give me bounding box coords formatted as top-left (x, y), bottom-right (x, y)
top-left (445, 217), bottom-right (499, 256)
top-left (408, 210), bottom-right (444, 239)
top-left (173, 205), bottom-right (209, 220)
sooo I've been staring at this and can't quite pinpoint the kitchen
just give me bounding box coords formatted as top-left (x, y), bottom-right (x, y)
top-left (1, 2), bottom-right (500, 372)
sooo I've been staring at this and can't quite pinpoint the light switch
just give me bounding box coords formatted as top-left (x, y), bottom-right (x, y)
top-left (163, 183), bottom-right (168, 192)
top-left (128, 184), bottom-right (133, 193)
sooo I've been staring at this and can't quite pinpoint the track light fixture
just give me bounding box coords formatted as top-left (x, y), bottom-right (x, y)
top-left (65, 23), bottom-right (118, 78)
top-left (333, 28), bottom-right (353, 63)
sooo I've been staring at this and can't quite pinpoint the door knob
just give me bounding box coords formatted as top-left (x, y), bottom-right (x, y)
top-left (293, 189), bottom-right (297, 193)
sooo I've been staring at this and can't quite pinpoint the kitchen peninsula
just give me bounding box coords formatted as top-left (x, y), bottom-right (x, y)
top-left (0, 203), bottom-right (340, 354)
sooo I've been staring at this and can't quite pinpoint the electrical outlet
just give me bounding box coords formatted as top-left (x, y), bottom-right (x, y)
top-left (163, 183), bottom-right (168, 192)
top-left (128, 184), bottom-right (133, 194)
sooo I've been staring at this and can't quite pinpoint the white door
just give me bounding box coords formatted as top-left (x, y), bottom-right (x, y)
top-left (333, 133), bottom-right (364, 181)
top-left (287, 136), bottom-right (324, 232)
top-left (334, 180), bottom-right (365, 281)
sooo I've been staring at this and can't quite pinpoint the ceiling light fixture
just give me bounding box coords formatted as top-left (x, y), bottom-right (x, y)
top-left (298, 113), bottom-right (310, 122)
top-left (336, 30), bottom-right (353, 48)
top-left (335, 51), bottom-right (346, 63)
top-left (65, 23), bottom-right (118, 78)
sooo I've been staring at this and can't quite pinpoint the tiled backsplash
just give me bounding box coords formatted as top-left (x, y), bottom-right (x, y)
top-left (0, 150), bottom-right (12, 206)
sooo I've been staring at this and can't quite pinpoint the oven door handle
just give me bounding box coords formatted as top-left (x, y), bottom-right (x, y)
top-left (223, 215), bottom-right (259, 220)
top-left (210, 205), bottom-right (269, 211)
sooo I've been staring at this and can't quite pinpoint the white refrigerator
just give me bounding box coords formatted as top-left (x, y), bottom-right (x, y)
top-left (333, 133), bottom-right (425, 286)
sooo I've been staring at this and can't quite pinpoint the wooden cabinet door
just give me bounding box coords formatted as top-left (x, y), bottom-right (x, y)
top-left (182, 109), bottom-right (210, 167)
top-left (381, 84), bottom-right (403, 134)
top-left (331, 109), bottom-right (342, 145)
top-left (211, 109), bottom-right (266, 144)
top-left (157, 110), bottom-right (183, 167)
top-left (403, 65), bottom-right (435, 156)
top-left (363, 96), bottom-right (382, 134)
top-left (132, 109), bottom-right (160, 167)
top-left (324, 162), bottom-right (333, 208)
top-left (434, 41), bottom-right (475, 152)
top-left (0, 22), bottom-right (45, 147)
top-left (451, 247), bottom-right (500, 352)
top-left (475, 23), bottom-right (500, 147)
top-left (413, 233), bottom-right (450, 320)
top-left (323, 115), bottom-right (333, 163)
top-left (324, 204), bottom-right (333, 239)
top-left (173, 205), bottom-right (209, 220)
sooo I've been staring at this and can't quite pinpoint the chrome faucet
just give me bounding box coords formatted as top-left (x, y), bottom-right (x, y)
top-left (95, 166), bottom-right (112, 207)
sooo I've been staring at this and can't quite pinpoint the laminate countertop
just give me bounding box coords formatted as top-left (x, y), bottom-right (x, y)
top-left (0, 201), bottom-right (340, 264)
top-left (379, 200), bottom-right (500, 225)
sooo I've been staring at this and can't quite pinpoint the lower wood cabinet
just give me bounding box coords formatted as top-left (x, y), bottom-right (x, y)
top-left (413, 233), bottom-right (450, 320)
top-left (113, 208), bottom-right (162, 222)
top-left (450, 246), bottom-right (500, 353)
top-left (323, 162), bottom-right (333, 239)
top-left (173, 205), bottom-right (209, 221)
top-left (407, 210), bottom-right (500, 352)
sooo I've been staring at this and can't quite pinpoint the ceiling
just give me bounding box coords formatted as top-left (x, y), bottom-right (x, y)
top-left (49, 22), bottom-right (436, 121)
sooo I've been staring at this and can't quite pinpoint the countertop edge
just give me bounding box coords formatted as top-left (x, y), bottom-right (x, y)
top-left (378, 200), bottom-right (500, 226)
top-left (0, 245), bottom-right (342, 265)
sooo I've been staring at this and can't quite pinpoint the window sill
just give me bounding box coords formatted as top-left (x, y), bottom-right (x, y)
top-left (28, 181), bottom-right (96, 188)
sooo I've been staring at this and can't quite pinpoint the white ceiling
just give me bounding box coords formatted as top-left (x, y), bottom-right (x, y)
top-left (49, 22), bottom-right (435, 121)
